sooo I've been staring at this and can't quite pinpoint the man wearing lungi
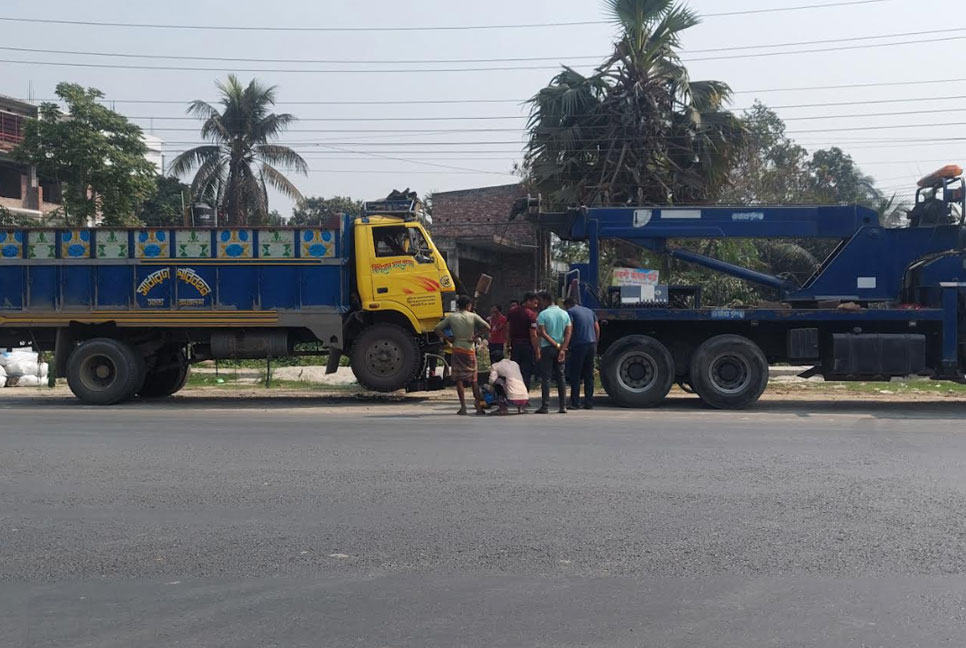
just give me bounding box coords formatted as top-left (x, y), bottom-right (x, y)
top-left (435, 295), bottom-right (491, 415)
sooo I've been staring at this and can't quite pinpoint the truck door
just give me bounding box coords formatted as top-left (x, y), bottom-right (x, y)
top-left (368, 223), bottom-right (444, 325)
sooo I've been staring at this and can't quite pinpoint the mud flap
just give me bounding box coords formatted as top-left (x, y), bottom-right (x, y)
top-left (53, 328), bottom-right (73, 380)
top-left (325, 349), bottom-right (343, 375)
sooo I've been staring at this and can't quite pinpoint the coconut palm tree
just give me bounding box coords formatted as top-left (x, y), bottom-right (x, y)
top-left (170, 76), bottom-right (307, 225)
top-left (526, 0), bottom-right (743, 208)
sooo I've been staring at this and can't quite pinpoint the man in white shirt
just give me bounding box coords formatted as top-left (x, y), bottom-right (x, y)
top-left (488, 357), bottom-right (530, 415)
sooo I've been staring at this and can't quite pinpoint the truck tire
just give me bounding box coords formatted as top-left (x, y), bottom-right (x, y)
top-left (689, 335), bottom-right (768, 409)
top-left (66, 338), bottom-right (145, 405)
top-left (350, 323), bottom-right (421, 392)
top-left (600, 335), bottom-right (675, 408)
top-left (139, 352), bottom-right (190, 398)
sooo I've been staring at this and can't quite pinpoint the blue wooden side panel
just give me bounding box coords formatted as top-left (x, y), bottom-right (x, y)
top-left (28, 267), bottom-right (57, 310)
top-left (217, 266), bottom-right (258, 310)
top-left (300, 266), bottom-right (343, 307)
top-left (61, 266), bottom-right (93, 310)
top-left (0, 267), bottom-right (24, 309)
top-left (259, 266), bottom-right (299, 310)
top-left (95, 266), bottom-right (133, 309)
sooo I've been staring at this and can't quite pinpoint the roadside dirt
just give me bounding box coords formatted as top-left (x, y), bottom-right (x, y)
top-left (2, 381), bottom-right (965, 404)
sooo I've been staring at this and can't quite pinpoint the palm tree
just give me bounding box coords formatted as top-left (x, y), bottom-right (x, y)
top-left (526, 0), bottom-right (743, 208)
top-left (170, 76), bottom-right (307, 225)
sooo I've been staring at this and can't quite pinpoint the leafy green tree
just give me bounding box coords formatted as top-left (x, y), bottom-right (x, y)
top-left (0, 204), bottom-right (38, 227)
top-left (265, 209), bottom-right (286, 226)
top-left (526, 0), bottom-right (743, 209)
top-left (806, 147), bottom-right (878, 205)
top-left (170, 75), bottom-right (307, 226)
top-left (138, 176), bottom-right (189, 226)
top-left (13, 82), bottom-right (157, 226)
top-left (291, 195), bottom-right (362, 226)
top-left (719, 102), bottom-right (811, 205)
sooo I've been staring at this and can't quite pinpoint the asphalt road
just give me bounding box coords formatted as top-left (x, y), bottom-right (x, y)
top-left (2, 393), bottom-right (966, 647)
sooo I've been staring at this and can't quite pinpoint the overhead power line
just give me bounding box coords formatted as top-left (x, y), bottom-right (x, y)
top-left (1, 26), bottom-right (957, 65)
top-left (3, 34), bottom-right (960, 74)
top-left (32, 80), bottom-right (966, 107)
top-left (733, 77), bottom-right (966, 95)
top-left (0, 1), bottom-right (890, 32)
top-left (126, 106), bottom-right (966, 123)
top-left (134, 109), bottom-right (966, 133)
top-left (152, 128), bottom-right (966, 148)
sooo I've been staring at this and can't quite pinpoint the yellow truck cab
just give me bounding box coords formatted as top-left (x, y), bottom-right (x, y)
top-left (344, 199), bottom-right (457, 391)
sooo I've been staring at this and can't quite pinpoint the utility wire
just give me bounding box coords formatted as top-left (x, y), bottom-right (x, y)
top-left (32, 80), bottom-right (966, 106)
top-left (1, 26), bottom-right (956, 64)
top-left (4, 32), bottom-right (961, 74)
top-left (151, 127), bottom-right (966, 147)
top-left (127, 106), bottom-right (966, 123)
top-left (0, 2), bottom-right (890, 32)
top-left (132, 110), bottom-right (966, 133)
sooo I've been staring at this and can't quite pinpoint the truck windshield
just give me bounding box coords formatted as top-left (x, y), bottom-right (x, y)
top-left (372, 226), bottom-right (411, 257)
top-left (408, 226), bottom-right (434, 263)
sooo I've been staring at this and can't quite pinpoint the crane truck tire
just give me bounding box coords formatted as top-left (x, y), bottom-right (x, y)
top-left (689, 334), bottom-right (768, 409)
top-left (600, 335), bottom-right (675, 408)
top-left (350, 323), bottom-right (421, 392)
top-left (66, 338), bottom-right (146, 406)
top-left (139, 348), bottom-right (190, 398)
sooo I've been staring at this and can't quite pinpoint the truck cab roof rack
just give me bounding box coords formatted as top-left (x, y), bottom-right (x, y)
top-left (361, 199), bottom-right (423, 221)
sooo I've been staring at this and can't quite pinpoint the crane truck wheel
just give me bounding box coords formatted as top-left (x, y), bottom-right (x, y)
top-left (600, 335), bottom-right (675, 408)
top-left (689, 335), bottom-right (768, 409)
top-left (139, 349), bottom-right (190, 398)
top-left (66, 338), bottom-right (146, 406)
top-left (350, 323), bottom-right (421, 392)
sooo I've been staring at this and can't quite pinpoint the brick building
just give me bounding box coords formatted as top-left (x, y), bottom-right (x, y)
top-left (431, 183), bottom-right (550, 309)
top-left (0, 94), bottom-right (61, 221)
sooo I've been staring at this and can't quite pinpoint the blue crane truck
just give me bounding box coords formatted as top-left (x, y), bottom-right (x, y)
top-left (517, 164), bottom-right (966, 409)
top-left (0, 200), bottom-right (457, 404)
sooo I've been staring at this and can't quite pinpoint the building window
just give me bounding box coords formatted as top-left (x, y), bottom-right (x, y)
top-left (0, 111), bottom-right (25, 148)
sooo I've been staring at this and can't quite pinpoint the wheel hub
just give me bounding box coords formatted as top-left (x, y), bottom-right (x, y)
top-left (617, 351), bottom-right (657, 393)
top-left (708, 354), bottom-right (751, 394)
top-left (366, 340), bottom-right (403, 376)
top-left (80, 355), bottom-right (117, 391)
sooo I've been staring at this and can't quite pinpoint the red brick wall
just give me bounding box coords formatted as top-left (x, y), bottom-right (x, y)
top-left (432, 183), bottom-right (537, 243)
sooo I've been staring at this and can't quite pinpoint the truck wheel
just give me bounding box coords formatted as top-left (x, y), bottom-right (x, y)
top-left (600, 335), bottom-right (674, 408)
top-left (139, 352), bottom-right (190, 398)
top-left (689, 335), bottom-right (768, 409)
top-left (66, 338), bottom-right (145, 405)
top-left (350, 323), bottom-right (421, 392)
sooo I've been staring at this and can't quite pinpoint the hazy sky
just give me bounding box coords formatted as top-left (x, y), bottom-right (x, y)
top-left (2, 0), bottom-right (958, 214)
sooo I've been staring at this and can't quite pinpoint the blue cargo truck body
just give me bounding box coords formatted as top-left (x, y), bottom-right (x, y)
top-left (0, 200), bottom-right (458, 404)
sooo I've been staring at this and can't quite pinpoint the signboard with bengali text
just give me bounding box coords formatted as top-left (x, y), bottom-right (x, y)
top-left (612, 267), bottom-right (659, 287)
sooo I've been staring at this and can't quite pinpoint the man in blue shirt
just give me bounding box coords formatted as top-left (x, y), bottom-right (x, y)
top-left (535, 290), bottom-right (572, 414)
top-left (564, 297), bottom-right (600, 409)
